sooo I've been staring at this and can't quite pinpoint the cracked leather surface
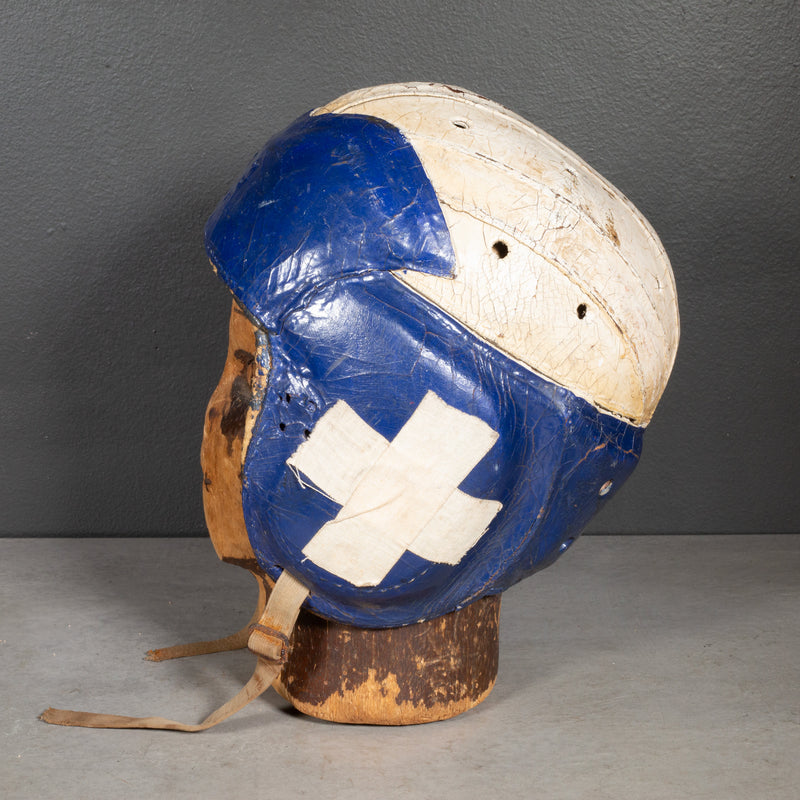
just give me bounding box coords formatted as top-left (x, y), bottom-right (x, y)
top-left (206, 111), bottom-right (643, 627)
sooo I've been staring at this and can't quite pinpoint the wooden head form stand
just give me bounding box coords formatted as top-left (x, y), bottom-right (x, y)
top-left (201, 300), bottom-right (500, 725)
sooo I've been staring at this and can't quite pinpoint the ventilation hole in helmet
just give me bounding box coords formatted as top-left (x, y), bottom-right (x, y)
top-left (285, 393), bottom-right (291, 403)
top-left (279, 422), bottom-right (286, 431)
top-left (599, 480), bottom-right (613, 496)
top-left (492, 240), bottom-right (509, 259)
top-left (577, 303), bottom-right (588, 319)
top-left (451, 118), bottom-right (470, 129)
top-left (303, 428), bottom-right (311, 439)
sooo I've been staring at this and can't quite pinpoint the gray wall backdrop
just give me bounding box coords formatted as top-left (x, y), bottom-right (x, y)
top-left (2, 1), bottom-right (798, 536)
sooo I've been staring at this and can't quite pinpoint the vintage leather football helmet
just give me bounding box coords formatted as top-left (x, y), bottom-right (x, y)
top-left (43, 83), bottom-right (678, 731)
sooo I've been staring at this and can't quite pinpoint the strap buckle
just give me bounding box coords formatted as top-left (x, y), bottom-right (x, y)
top-left (247, 623), bottom-right (291, 664)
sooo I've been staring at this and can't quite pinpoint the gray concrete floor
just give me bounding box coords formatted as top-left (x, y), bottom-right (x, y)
top-left (2, 535), bottom-right (798, 799)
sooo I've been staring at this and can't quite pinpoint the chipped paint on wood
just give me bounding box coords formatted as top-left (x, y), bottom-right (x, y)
top-left (275, 593), bottom-right (501, 725)
top-left (201, 299), bottom-right (257, 561)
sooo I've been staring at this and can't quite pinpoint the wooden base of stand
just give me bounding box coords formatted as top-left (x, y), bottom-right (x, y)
top-left (275, 594), bottom-right (501, 725)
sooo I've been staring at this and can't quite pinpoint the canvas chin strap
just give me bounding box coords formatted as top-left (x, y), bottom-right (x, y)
top-left (143, 575), bottom-right (269, 663)
top-left (40, 570), bottom-right (309, 732)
